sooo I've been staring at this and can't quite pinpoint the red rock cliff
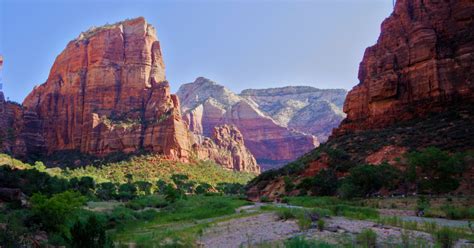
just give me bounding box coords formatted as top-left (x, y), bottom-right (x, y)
top-left (22, 17), bottom-right (192, 159)
top-left (194, 125), bottom-right (260, 173)
top-left (336, 0), bottom-right (474, 134)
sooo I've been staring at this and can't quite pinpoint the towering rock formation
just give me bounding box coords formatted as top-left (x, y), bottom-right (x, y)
top-left (177, 77), bottom-right (321, 170)
top-left (240, 87), bottom-right (346, 142)
top-left (336, 0), bottom-right (474, 134)
top-left (247, 0), bottom-right (474, 199)
top-left (3, 18), bottom-right (260, 173)
top-left (22, 17), bottom-right (192, 159)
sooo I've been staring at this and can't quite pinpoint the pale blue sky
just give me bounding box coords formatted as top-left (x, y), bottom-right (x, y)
top-left (0, 0), bottom-right (393, 103)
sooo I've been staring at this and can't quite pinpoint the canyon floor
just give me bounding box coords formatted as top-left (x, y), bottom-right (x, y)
top-left (198, 203), bottom-right (474, 248)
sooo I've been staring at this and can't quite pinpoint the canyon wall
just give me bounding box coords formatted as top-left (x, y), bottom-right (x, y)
top-left (247, 0), bottom-right (474, 200)
top-left (177, 77), bottom-right (323, 170)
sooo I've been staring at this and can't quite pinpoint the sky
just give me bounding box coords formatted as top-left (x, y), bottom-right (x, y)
top-left (0, 0), bottom-right (393, 103)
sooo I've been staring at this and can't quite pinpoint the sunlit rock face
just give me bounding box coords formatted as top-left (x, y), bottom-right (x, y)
top-left (240, 87), bottom-right (346, 142)
top-left (336, 0), bottom-right (474, 135)
top-left (178, 77), bottom-right (347, 170)
top-left (22, 17), bottom-right (192, 159)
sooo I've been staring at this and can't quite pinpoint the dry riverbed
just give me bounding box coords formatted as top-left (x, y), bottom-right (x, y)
top-left (198, 205), bottom-right (474, 248)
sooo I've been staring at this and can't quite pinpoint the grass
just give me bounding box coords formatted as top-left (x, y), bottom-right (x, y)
top-left (111, 195), bottom-right (251, 245)
top-left (0, 153), bottom-right (255, 187)
top-left (282, 196), bottom-right (379, 220)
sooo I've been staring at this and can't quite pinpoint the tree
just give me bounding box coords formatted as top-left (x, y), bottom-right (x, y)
top-left (406, 147), bottom-right (466, 194)
top-left (135, 181), bottom-right (152, 195)
top-left (70, 215), bottom-right (112, 248)
top-left (118, 183), bottom-right (137, 200)
top-left (311, 169), bottom-right (338, 196)
top-left (96, 182), bottom-right (117, 200)
top-left (78, 177), bottom-right (95, 196)
top-left (195, 183), bottom-right (212, 195)
top-left (30, 191), bottom-right (86, 235)
top-left (339, 163), bottom-right (401, 198)
top-left (156, 179), bottom-right (167, 195)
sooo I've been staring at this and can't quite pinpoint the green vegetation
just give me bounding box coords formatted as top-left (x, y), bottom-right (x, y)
top-left (406, 147), bottom-right (467, 194)
top-left (282, 196), bottom-right (379, 220)
top-left (284, 237), bottom-right (335, 248)
top-left (356, 229), bottom-right (377, 248)
top-left (435, 227), bottom-right (459, 248)
top-left (0, 153), bottom-right (256, 246)
top-left (112, 195), bottom-right (250, 246)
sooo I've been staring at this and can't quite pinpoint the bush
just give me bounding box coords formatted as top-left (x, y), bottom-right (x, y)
top-left (284, 236), bottom-right (334, 248)
top-left (277, 208), bottom-right (297, 220)
top-left (125, 195), bottom-right (168, 210)
top-left (435, 227), bottom-right (459, 248)
top-left (70, 215), bottom-right (112, 248)
top-left (441, 205), bottom-right (474, 220)
top-left (30, 191), bottom-right (86, 235)
top-left (356, 229), bottom-right (377, 248)
top-left (297, 214), bottom-right (312, 230)
top-left (330, 204), bottom-right (379, 220)
top-left (339, 163), bottom-right (400, 198)
top-left (317, 219), bottom-right (325, 231)
top-left (406, 147), bottom-right (466, 194)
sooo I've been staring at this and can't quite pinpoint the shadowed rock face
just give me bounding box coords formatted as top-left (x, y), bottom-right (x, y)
top-left (177, 77), bottom-right (323, 170)
top-left (193, 125), bottom-right (260, 173)
top-left (22, 17), bottom-right (192, 159)
top-left (247, 0), bottom-right (474, 200)
top-left (336, 0), bottom-right (474, 135)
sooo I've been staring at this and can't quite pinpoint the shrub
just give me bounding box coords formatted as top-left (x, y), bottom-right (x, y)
top-left (317, 219), bottom-right (325, 231)
top-left (297, 214), bottom-right (312, 230)
top-left (125, 195), bottom-right (168, 210)
top-left (70, 215), bottom-right (112, 248)
top-left (260, 196), bottom-right (272, 203)
top-left (339, 163), bottom-right (400, 198)
top-left (406, 147), bottom-right (466, 194)
top-left (96, 182), bottom-right (117, 200)
top-left (284, 236), bottom-right (334, 248)
top-left (416, 196), bottom-right (431, 212)
top-left (311, 169), bottom-right (338, 196)
top-left (435, 227), bottom-right (459, 248)
top-left (30, 191), bottom-right (86, 235)
top-left (277, 208), bottom-right (297, 220)
top-left (117, 183), bottom-right (137, 200)
top-left (356, 229), bottom-right (377, 248)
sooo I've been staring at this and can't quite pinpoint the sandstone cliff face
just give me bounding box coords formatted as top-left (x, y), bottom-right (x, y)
top-left (247, 0), bottom-right (474, 200)
top-left (336, 0), bottom-right (474, 134)
top-left (177, 77), bottom-right (320, 170)
top-left (240, 87), bottom-right (346, 142)
top-left (194, 125), bottom-right (260, 173)
top-left (22, 17), bottom-right (192, 159)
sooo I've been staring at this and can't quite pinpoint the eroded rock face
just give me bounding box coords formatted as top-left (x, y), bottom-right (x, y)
top-left (240, 87), bottom-right (346, 142)
top-left (177, 77), bottom-right (320, 170)
top-left (336, 0), bottom-right (474, 134)
top-left (247, 0), bottom-right (474, 200)
top-left (194, 125), bottom-right (260, 173)
top-left (22, 17), bottom-right (192, 159)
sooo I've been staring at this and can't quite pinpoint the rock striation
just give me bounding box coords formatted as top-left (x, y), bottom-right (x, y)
top-left (335, 0), bottom-right (474, 135)
top-left (177, 77), bottom-right (323, 170)
top-left (2, 18), bottom-right (260, 173)
top-left (240, 87), bottom-right (346, 142)
top-left (193, 125), bottom-right (260, 173)
top-left (22, 17), bottom-right (192, 159)
top-left (247, 0), bottom-right (474, 200)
